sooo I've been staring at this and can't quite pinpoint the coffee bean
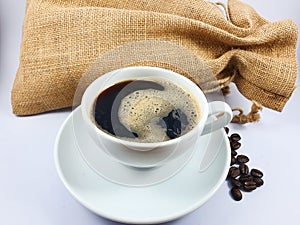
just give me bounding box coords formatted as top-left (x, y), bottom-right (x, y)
top-left (239, 174), bottom-right (252, 183)
top-left (236, 155), bottom-right (249, 164)
top-left (239, 163), bottom-right (249, 175)
top-left (230, 141), bottom-right (241, 150)
top-left (230, 133), bottom-right (241, 141)
top-left (229, 167), bottom-right (240, 178)
top-left (231, 187), bottom-right (242, 201)
top-left (224, 127), bottom-right (229, 134)
top-left (243, 181), bottom-right (257, 191)
top-left (253, 177), bottom-right (264, 187)
top-left (231, 150), bottom-right (237, 156)
top-left (230, 156), bottom-right (237, 166)
top-left (231, 178), bottom-right (243, 188)
top-left (243, 185), bottom-right (256, 192)
top-left (251, 168), bottom-right (263, 178)
top-left (244, 181), bottom-right (256, 186)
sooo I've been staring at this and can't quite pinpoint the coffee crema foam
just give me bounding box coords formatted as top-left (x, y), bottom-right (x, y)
top-left (116, 78), bottom-right (201, 142)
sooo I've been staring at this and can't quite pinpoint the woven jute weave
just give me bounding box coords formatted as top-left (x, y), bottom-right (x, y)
top-left (12, 0), bottom-right (298, 115)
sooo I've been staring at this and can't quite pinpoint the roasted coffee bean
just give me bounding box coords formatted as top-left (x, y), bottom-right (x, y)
top-left (230, 133), bottom-right (241, 141)
top-left (229, 167), bottom-right (240, 178)
top-left (253, 177), bottom-right (264, 187)
top-left (231, 150), bottom-right (237, 156)
top-left (231, 187), bottom-right (242, 201)
top-left (230, 141), bottom-right (241, 150)
top-left (239, 174), bottom-right (252, 183)
top-left (239, 163), bottom-right (249, 175)
top-left (230, 156), bottom-right (237, 166)
top-left (243, 185), bottom-right (257, 192)
top-left (236, 155), bottom-right (249, 164)
top-left (244, 181), bottom-right (256, 186)
top-left (251, 168), bottom-right (263, 178)
top-left (224, 127), bottom-right (229, 134)
top-left (243, 181), bottom-right (257, 191)
top-left (231, 178), bottom-right (243, 188)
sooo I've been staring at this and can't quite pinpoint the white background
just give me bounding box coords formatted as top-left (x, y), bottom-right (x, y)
top-left (0, 0), bottom-right (299, 225)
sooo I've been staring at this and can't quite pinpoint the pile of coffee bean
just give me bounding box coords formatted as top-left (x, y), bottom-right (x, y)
top-left (225, 127), bottom-right (264, 201)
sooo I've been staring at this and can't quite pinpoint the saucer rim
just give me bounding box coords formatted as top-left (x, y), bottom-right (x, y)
top-left (54, 108), bottom-right (230, 224)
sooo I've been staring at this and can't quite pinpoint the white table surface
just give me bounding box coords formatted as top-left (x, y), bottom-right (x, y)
top-left (1, 1), bottom-right (299, 225)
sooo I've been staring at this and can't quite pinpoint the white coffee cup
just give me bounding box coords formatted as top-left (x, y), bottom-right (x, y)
top-left (81, 66), bottom-right (233, 168)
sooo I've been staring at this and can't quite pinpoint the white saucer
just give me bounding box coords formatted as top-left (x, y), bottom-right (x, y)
top-left (54, 108), bottom-right (230, 224)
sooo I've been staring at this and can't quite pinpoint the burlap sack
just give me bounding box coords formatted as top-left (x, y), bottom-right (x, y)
top-left (12, 0), bottom-right (298, 115)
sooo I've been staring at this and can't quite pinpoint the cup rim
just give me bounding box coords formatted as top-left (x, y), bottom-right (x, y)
top-left (81, 66), bottom-right (209, 149)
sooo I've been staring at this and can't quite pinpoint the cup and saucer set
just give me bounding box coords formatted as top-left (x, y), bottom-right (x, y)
top-left (54, 66), bottom-right (232, 224)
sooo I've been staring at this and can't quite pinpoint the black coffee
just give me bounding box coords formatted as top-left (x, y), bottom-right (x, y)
top-left (92, 78), bottom-right (201, 143)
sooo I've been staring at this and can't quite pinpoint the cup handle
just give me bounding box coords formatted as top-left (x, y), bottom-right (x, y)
top-left (201, 101), bottom-right (233, 136)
